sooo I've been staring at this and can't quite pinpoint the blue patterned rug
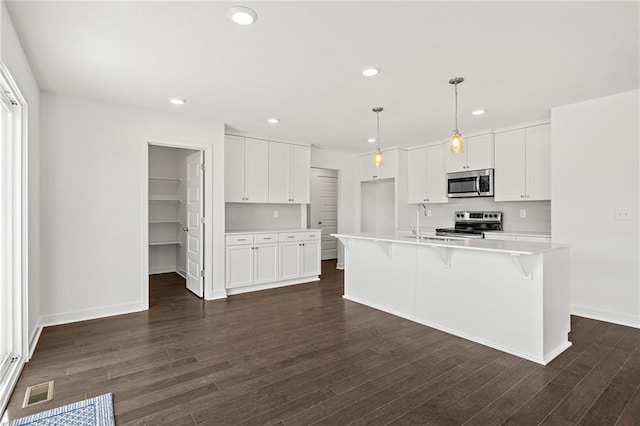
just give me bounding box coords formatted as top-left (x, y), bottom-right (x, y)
top-left (5, 393), bottom-right (114, 426)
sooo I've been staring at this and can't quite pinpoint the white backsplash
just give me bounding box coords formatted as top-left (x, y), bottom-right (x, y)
top-left (226, 203), bottom-right (302, 231)
top-left (399, 198), bottom-right (551, 232)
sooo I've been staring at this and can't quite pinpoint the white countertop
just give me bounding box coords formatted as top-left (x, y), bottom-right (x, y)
top-left (332, 232), bottom-right (568, 255)
top-left (226, 228), bottom-right (321, 235)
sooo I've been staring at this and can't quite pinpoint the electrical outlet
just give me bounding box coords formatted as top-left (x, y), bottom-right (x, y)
top-left (426, 209), bottom-right (432, 217)
top-left (615, 208), bottom-right (632, 221)
top-left (520, 209), bottom-right (526, 218)
top-left (273, 210), bottom-right (279, 218)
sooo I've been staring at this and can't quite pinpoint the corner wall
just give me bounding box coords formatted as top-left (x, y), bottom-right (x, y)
top-left (40, 93), bottom-right (225, 325)
top-left (551, 90), bottom-right (640, 328)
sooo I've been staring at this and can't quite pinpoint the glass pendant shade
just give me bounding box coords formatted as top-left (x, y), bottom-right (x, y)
top-left (449, 132), bottom-right (465, 153)
top-left (372, 150), bottom-right (384, 167)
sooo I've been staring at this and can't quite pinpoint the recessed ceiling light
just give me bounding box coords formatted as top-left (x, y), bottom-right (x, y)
top-left (267, 117), bottom-right (279, 124)
top-left (227, 7), bottom-right (258, 25)
top-left (367, 138), bottom-right (376, 143)
top-left (361, 67), bottom-right (380, 77)
top-left (169, 98), bottom-right (186, 105)
top-left (472, 109), bottom-right (486, 116)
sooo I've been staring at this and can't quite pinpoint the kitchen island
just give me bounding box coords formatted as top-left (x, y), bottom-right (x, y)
top-left (332, 232), bottom-right (571, 364)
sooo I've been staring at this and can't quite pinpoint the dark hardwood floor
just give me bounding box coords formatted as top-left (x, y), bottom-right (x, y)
top-left (5, 261), bottom-right (640, 425)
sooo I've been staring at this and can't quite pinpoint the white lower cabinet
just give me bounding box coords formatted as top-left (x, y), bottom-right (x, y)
top-left (226, 230), bottom-right (321, 292)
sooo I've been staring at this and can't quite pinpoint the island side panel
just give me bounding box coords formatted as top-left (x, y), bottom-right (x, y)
top-left (343, 239), bottom-right (417, 319)
top-left (415, 245), bottom-right (546, 363)
top-left (543, 247), bottom-right (572, 362)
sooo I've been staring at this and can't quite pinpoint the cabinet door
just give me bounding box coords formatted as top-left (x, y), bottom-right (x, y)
top-left (244, 138), bottom-right (269, 203)
top-left (494, 129), bottom-right (526, 201)
top-left (376, 149), bottom-right (397, 180)
top-left (359, 155), bottom-right (377, 181)
top-left (225, 135), bottom-right (245, 202)
top-left (268, 141), bottom-right (289, 203)
top-left (253, 243), bottom-right (278, 284)
top-left (226, 245), bottom-right (253, 288)
top-left (466, 134), bottom-right (494, 171)
top-left (301, 240), bottom-right (321, 276)
top-left (525, 124), bottom-right (551, 201)
top-left (290, 145), bottom-right (310, 203)
top-left (279, 241), bottom-right (301, 280)
top-left (444, 140), bottom-right (468, 173)
top-left (407, 148), bottom-right (428, 204)
top-left (425, 144), bottom-right (448, 203)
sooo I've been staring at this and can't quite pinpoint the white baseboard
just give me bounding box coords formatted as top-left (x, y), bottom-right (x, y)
top-left (336, 262), bottom-right (344, 270)
top-left (206, 289), bottom-right (228, 300)
top-left (571, 304), bottom-right (640, 329)
top-left (176, 267), bottom-right (187, 279)
top-left (226, 276), bottom-right (320, 296)
top-left (149, 265), bottom-right (177, 274)
top-left (39, 302), bottom-right (146, 328)
top-left (28, 319), bottom-right (43, 359)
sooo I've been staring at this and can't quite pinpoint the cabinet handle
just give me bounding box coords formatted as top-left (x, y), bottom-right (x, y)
top-left (373, 175), bottom-right (378, 179)
top-left (183, 227), bottom-right (189, 232)
top-left (287, 236), bottom-right (295, 239)
top-left (263, 237), bottom-right (271, 240)
top-left (237, 239), bottom-right (246, 241)
top-left (520, 195), bottom-right (524, 198)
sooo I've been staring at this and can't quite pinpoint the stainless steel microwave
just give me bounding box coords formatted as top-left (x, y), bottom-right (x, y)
top-left (446, 168), bottom-right (494, 198)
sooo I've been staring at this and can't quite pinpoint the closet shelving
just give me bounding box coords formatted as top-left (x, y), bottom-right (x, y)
top-left (149, 176), bottom-right (183, 247)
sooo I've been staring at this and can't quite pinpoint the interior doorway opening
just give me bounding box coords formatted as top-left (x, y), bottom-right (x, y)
top-left (147, 144), bottom-right (204, 299)
top-left (308, 168), bottom-right (338, 261)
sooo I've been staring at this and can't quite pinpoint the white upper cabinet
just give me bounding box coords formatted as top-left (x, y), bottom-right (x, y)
top-left (268, 142), bottom-right (310, 203)
top-left (494, 123), bottom-right (550, 201)
top-left (359, 149), bottom-right (397, 181)
top-left (225, 135), bottom-right (269, 203)
top-left (525, 124), bottom-right (551, 201)
top-left (408, 144), bottom-right (447, 204)
top-left (445, 133), bottom-right (494, 173)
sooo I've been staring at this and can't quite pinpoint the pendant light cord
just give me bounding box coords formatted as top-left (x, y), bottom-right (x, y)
top-left (376, 110), bottom-right (381, 151)
top-left (454, 82), bottom-right (459, 133)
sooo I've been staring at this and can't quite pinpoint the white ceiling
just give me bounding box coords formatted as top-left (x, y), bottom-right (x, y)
top-left (6, 1), bottom-right (639, 153)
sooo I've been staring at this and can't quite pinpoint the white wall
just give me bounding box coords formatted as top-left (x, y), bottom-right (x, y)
top-left (226, 203), bottom-right (302, 231)
top-left (40, 93), bottom-right (225, 325)
top-left (310, 147), bottom-right (358, 268)
top-left (552, 90), bottom-right (640, 328)
top-left (1, 2), bottom-right (41, 351)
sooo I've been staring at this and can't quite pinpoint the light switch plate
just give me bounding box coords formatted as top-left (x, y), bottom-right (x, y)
top-left (615, 208), bottom-right (632, 221)
top-left (273, 210), bottom-right (279, 218)
top-left (520, 209), bottom-right (526, 218)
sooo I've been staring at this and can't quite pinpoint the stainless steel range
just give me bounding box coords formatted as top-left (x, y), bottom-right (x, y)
top-left (436, 211), bottom-right (503, 239)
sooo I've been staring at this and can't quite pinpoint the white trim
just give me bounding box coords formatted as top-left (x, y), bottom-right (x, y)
top-left (224, 132), bottom-right (310, 148)
top-left (343, 294), bottom-right (571, 365)
top-left (28, 319), bottom-right (42, 359)
top-left (226, 276), bottom-right (320, 296)
top-left (149, 266), bottom-right (178, 275)
top-left (39, 302), bottom-right (145, 328)
top-left (176, 267), bottom-right (187, 279)
top-left (494, 118), bottom-right (551, 134)
top-left (572, 304), bottom-right (640, 329)
top-left (336, 262), bottom-right (344, 270)
top-left (143, 138), bottom-right (215, 307)
top-left (0, 358), bottom-right (24, 416)
top-left (209, 289), bottom-right (228, 300)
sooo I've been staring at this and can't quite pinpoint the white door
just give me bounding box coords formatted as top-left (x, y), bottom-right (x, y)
top-left (425, 144), bottom-right (448, 203)
top-left (407, 147), bottom-right (428, 203)
top-left (185, 151), bottom-right (204, 297)
top-left (494, 129), bottom-right (526, 201)
top-left (268, 141), bottom-right (289, 203)
top-left (224, 135), bottom-right (245, 202)
top-left (226, 245), bottom-right (253, 288)
top-left (243, 138), bottom-right (269, 202)
top-left (290, 145), bottom-right (311, 203)
top-left (310, 168), bottom-right (338, 260)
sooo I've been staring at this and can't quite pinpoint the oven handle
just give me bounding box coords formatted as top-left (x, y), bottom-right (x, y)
top-left (476, 178), bottom-right (481, 194)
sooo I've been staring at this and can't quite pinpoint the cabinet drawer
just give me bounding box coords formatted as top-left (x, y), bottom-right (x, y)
top-left (301, 231), bottom-right (321, 240)
top-left (517, 235), bottom-right (551, 243)
top-left (226, 234), bottom-right (254, 245)
top-left (279, 232), bottom-right (301, 242)
top-left (254, 233), bottom-right (278, 243)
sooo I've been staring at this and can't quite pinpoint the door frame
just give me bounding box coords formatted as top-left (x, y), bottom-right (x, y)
top-left (142, 138), bottom-right (213, 309)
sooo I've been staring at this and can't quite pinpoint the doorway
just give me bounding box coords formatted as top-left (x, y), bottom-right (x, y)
top-left (147, 145), bottom-right (204, 299)
top-left (309, 168), bottom-right (338, 261)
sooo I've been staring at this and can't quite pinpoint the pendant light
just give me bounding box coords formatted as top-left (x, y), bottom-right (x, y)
top-left (448, 77), bottom-right (465, 154)
top-left (372, 107), bottom-right (384, 167)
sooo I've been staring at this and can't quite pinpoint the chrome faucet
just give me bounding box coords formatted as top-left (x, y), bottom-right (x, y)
top-left (416, 203), bottom-right (428, 238)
